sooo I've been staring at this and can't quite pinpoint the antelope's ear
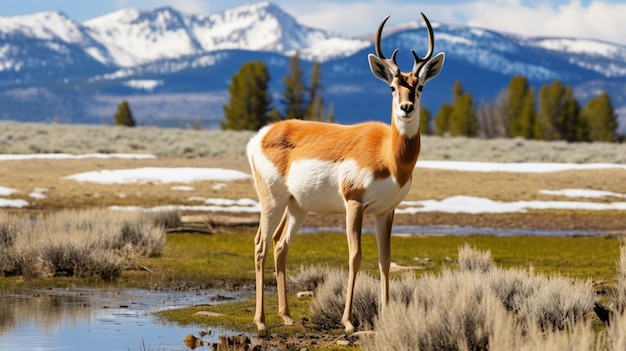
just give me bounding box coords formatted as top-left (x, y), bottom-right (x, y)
top-left (368, 54), bottom-right (394, 85)
top-left (419, 52), bottom-right (445, 84)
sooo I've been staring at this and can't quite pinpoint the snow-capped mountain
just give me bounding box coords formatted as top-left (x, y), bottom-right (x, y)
top-left (0, 1), bottom-right (624, 131)
top-left (81, 2), bottom-right (369, 66)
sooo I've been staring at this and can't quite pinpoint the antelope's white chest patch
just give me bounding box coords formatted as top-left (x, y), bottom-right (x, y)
top-left (286, 159), bottom-right (410, 215)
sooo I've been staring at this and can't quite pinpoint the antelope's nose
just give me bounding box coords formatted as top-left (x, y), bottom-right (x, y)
top-left (400, 103), bottom-right (414, 114)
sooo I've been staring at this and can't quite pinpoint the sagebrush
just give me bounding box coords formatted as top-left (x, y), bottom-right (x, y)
top-left (0, 209), bottom-right (170, 280)
top-left (291, 245), bottom-right (626, 350)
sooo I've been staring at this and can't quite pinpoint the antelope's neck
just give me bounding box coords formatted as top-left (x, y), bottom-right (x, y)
top-left (388, 115), bottom-right (421, 186)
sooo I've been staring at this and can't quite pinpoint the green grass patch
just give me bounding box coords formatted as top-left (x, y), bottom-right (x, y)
top-left (3, 229), bottom-right (619, 289)
top-left (148, 230), bottom-right (620, 338)
top-left (155, 293), bottom-right (313, 334)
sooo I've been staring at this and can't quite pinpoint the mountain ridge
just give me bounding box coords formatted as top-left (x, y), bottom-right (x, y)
top-left (0, 1), bottom-right (624, 131)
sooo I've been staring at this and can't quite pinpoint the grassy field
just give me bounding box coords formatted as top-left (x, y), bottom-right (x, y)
top-left (2, 121), bottom-right (626, 163)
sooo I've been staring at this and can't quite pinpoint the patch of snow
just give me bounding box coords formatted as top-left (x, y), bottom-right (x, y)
top-left (0, 198), bottom-right (29, 208)
top-left (0, 11), bottom-right (87, 43)
top-left (29, 187), bottom-right (48, 199)
top-left (539, 189), bottom-right (626, 199)
top-left (202, 198), bottom-right (258, 207)
top-left (171, 185), bottom-right (195, 192)
top-left (108, 193), bottom-right (626, 215)
top-left (109, 204), bottom-right (261, 213)
top-left (0, 153), bottom-right (156, 161)
top-left (416, 161), bottom-right (626, 173)
top-left (398, 196), bottom-right (626, 214)
top-left (124, 79), bottom-right (162, 91)
top-left (533, 38), bottom-right (620, 57)
top-left (64, 167), bottom-right (251, 184)
top-left (212, 183), bottom-right (227, 190)
top-left (0, 186), bottom-right (20, 196)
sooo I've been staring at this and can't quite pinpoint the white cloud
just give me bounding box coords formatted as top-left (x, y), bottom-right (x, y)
top-left (286, 0), bottom-right (626, 45)
top-left (459, 0), bottom-right (626, 44)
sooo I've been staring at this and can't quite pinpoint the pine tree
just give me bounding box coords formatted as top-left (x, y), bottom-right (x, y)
top-left (306, 61), bottom-right (327, 121)
top-left (452, 80), bottom-right (463, 101)
top-left (507, 76), bottom-right (538, 139)
top-left (447, 80), bottom-right (478, 137)
top-left (449, 93), bottom-right (478, 137)
top-left (222, 61), bottom-right (272, 131)
top-left (114, 100), bottom-right (136, 127)
top-left (420, 106), bottom-right (432, 135)
top-left (434, 103), bottom-right (453, 136)
top-left (538, 81), bottom-right (580, 141)
top-left (580, 92), bottom-right (617, 142)
top-left (282, 51), bottom-right (308, 120)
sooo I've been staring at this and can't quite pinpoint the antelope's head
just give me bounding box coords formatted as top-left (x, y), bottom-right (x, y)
top-left (368, 13), bottom-right (445, 125)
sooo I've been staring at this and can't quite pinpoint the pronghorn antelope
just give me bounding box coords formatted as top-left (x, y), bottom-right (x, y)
top-left (246, 13), bottom-right (445, 331)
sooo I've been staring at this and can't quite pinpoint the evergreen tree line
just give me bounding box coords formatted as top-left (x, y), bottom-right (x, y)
top-left (222, 52), bottom-right (334, 131)
top-left (431, 76), bottom-right (620, 142)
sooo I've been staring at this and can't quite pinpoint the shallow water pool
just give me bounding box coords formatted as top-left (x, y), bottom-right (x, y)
top-left (0, 288), bottom-right (246, 351)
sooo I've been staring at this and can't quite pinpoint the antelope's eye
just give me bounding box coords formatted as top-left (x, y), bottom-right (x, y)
top-left (417, 85), bottom-right (424, 92)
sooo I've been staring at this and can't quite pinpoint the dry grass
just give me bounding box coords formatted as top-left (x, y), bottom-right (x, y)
top-left (0, 121), bottom-right (254, 158)
top-left (291, 246), bottom-right (626, 350)
top-left (2, 121), bottom-right (626, 163)
top-left (0, 209), bottom-right (168, 280)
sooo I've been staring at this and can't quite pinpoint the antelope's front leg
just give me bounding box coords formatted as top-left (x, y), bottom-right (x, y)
top-left (375, 210), bottom-right (394, 311)
top-left (341, 200), bottom-right (364, 332)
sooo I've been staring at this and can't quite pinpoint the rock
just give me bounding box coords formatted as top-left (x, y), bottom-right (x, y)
top-left (184, 334), bottom-right (204, 349)
top-left (336, 339), bottom-right (351, 346)
top-left (389, 262), bottom-right (425, 272)
top-left (211, 294), bottom-right (236, 301)
top-left (296, 291), bottom-right (314, 298)
top-left (195, 311), bottom-right (226, 317)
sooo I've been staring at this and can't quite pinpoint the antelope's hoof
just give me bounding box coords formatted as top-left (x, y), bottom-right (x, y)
top-left (342, 320), bottom-right (355, 332)
top-left (254, 320), bottom-right (266, 331)
top-left (281, 315), bottom-right (294, 325)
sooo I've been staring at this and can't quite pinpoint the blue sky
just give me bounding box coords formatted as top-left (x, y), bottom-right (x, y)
top-left (1, 0), bottom-right (625, 45)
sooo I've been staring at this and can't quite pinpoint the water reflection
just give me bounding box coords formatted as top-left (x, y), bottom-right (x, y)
top-left (0, 288), bottom-right (244, 351)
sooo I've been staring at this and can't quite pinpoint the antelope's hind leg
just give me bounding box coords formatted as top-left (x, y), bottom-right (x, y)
top-left (273, 199), bottom-right (307, 326)
top-left (252, 170), bottom-right (289, 330)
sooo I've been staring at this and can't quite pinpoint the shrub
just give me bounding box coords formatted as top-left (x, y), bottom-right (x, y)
top-left (0, 215), bottom-right (31, 276)
top-left (0, 209), bottom-right (168, 280)
top-left (458, 243), bottom-right (494, 273)
top-left (610, 246), bottom-right (626, 313)
top-left (304, 245), bottom-right (596, 349)
top-left (364, 273), bottom-right (514, 351)
top-left (308, 268), bottom-right (381, 330)
top-left (288, 265), bottom-right (332, 292)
